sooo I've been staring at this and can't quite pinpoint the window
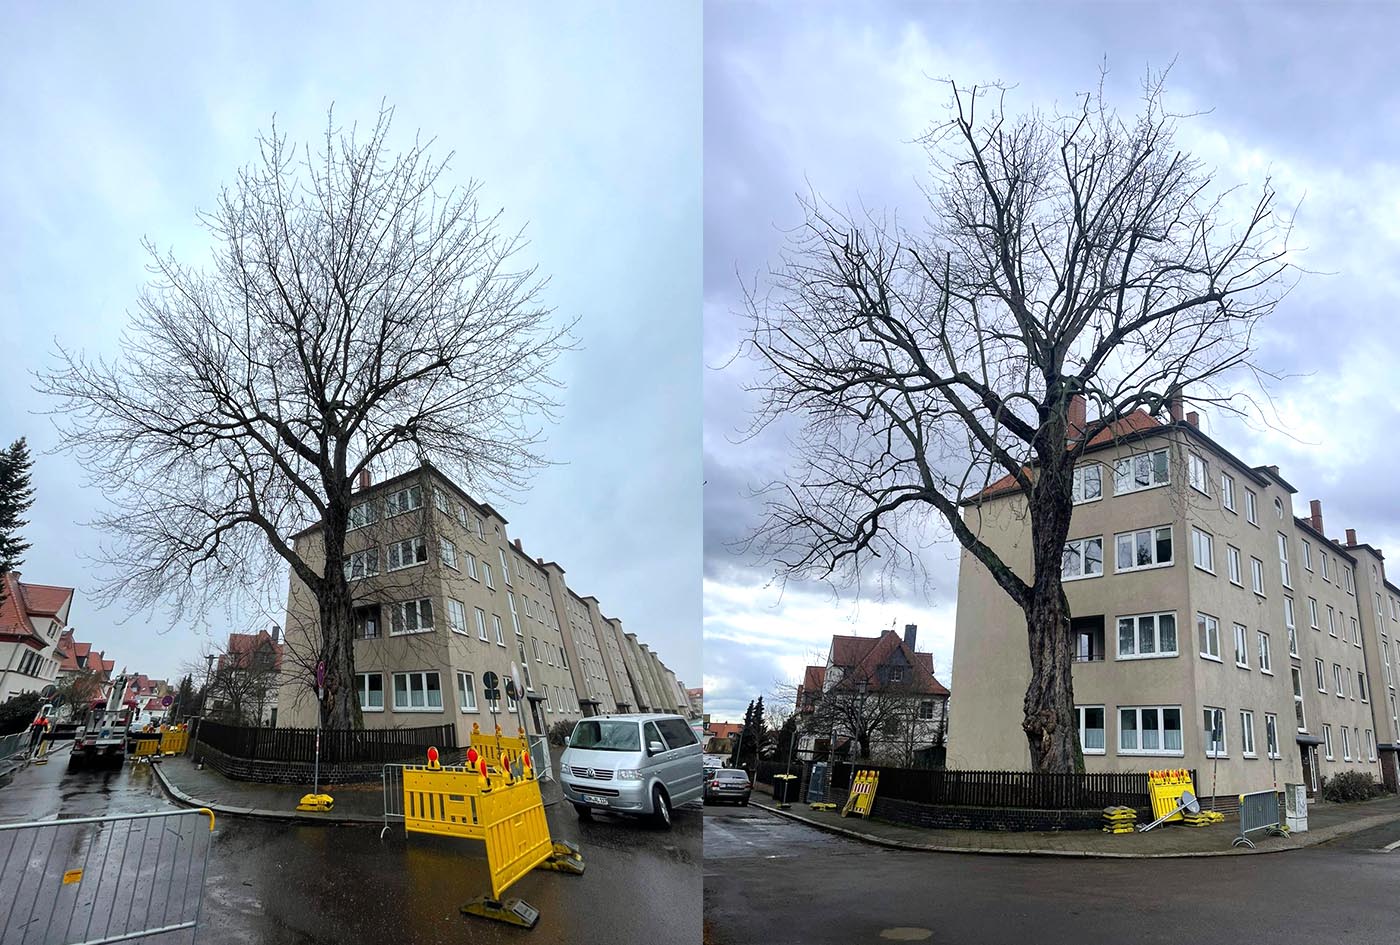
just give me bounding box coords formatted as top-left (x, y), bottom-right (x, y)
top-left (1278, 534), bottom-right (1291, 588)
top-left (1192, 528), bottom-right (1215, 573)
top-left (1293, 667), bottom-right (1307, 732)
top-left (1283, 596), bottom-right (1295, 633)
top-left (1118, 706), bottom-right (1184, 755)
top-left (390, 599), bottom-right (434, 635)
top-left (1072, 464), bottom-right (1102, 504)
top-left (1379, 592), bottom-right (1386, 618)
top-left (1197, 613), bottom-right (1221, 661)
top-left (919, 700), bottom-right (936, 720)
top-left (509, 593), bottom-right (524, 636)
top-left (1333, 664), bottom-right (1346, 699)
top-left (1288, 623), bottom-right (1298, 658)
top-left (1265, 713), bottom-right (1281, 759)
top-left (1351, 618), bottom-right (1360, 647)
top-left (1062, 537), bottom-right (1104, 580)
top-left (1383, 636), bottom-right (1393, 687)
top-left (464, 554), bottom-right (478, 580)
top-left (384, 484), bottom-right (423, 517)
top-left (483, 562), bottom-right (495, 589)
top-left (1076, 706), bottom-right (1105, 754)
top-left (355, 606), bottom-right (380, 640)
top-left (1341, 726), bottom-right (1352, 761)
top-left (1367, 729), bottom-right (1377, 762)
top-left (1323, 724), bottom-right (1334, 760)
top-left (434, 488), bottom-right (450, 514)
top-left (1250, 558), bottom-right (1265, 595)
top-left (343, 548), bottom-right (379, 581)
top-left (392, 671), bottom-right (442, 711)
top-left (457, 672), bottom-right (478, 712)
top-left (492, 615), bottom-right (505, 645)
top-left (1302, 540), bottom-right (1312, 571)
top-left (474, 607), bottom-right (488, 641)
top-left (348, 501), bottom-right (378, 531)
top-left (1308, 597), bottom-right (1319, 629)
top-left (356, 673), bottom-right (384, 711)
top-left (1274, 496), bottom-right (1285, 520)
top-left (1113, 448), bottom-right (1170, 494)
top-left (476, 516), bottom-right (485, 540)
top-left (1327, 605), bottom-right (1337, 636)
top-left (1115, 526), bottom-right (1173, 571)
top-left (499, 548), bottom-right (513, 587)
top-left (440, 538), bottom-right (458, 570)
top-left (1116, 612), bottom-right (1177, 658)
top-left (1233, 623), bottom-right (1249, 668)
top-left (1187, 453), bottom-right (1209, 494)
top-left (457, 504), bottom-right (470, 529)
top-left (1220, 473), bottom-right (1236, 511)
top-left (387, 537), bottom-right (428, 571)
top-left (506, 692), bottom-right (519, 713)
top-left (1315, 659), bottom-right (1327, 692)
top-left (533, 638), bottom-right (542, 662)
top-left (1245, 489), bottom-right (1258, 525)
top-left (519, 642), bottom-right (533, 690)
top-left (447, 599), bottom-right (467, 635)
top-left (1240, 710), bottom-right (1257, 758)
top-left (1344, 567), bottom-right (1354, 594)
top-left (1226, 546), bottom-right (1242, 585)
top-left (1203, 707), bottom-right (1227, 758)
top-left (1358, 670), bottom-right (1368, 703)
top-left (1257, 631), bottom-right (1272, 674)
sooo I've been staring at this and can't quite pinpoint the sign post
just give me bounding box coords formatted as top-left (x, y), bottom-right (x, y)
top-left (297, 661), bottom-right (334, 812)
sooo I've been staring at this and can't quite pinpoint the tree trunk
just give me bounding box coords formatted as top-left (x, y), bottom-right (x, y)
top-left (318, 576), bottom-right (362, 729)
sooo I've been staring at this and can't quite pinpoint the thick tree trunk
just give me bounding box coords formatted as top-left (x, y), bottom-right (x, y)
top-left (317, 576), bottom-right (362, 729)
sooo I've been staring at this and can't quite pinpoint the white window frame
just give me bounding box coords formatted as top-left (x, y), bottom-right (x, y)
top-left (1366, 729), bottom-right (1376, 762)
top-left (475, 607), bottom-right (489, 642)
top-left (384, 484), bottom-right (423, 517)
top-left (1358, 670), bottom-right (1368, 704)
top-left (1302, 540), bottom-right (1313, 571)
top-left (1344, 567), bottom-right (1354, 595)
top-left (1293, 667), bottom-right (1307, 732)
top-left (392, 671), bottom-right (443, 712)
top-left (390, 599), bottom-right (434, 636)
top-left (343, 548), bottom-right (379, 581)
top-left (499, 548), bottom-right (513, 587)
top-left (464, 554), bottom-right (478, 580)
top-left (1278, 533), bottom-right (1291, 588)
top-left (1341, 725), bottom-right (1352, 761)
top-left (1233, 623), bottom-right (1249, 668)
top-left (483, 562), bottom-right (495, 589)
top-left (1257, 630), bottom-right (1272, 675)
top-left (508, 593), bottom-right (524, 637)
top-left (348, 501), bottom-right (378, 531)
top-left (1351, 617), bottom-right (1361, 648)
top-left (1226, 546), bottom-right (1242, 586)
top-left (1192, 528), bottom-right (1215, 574)
top-left (1072, 464), bottom-right (1103, 505)
top-left (492, 615), bottom-right (506, 645)
top-left (1203, 706), bottom-right (1227, 758)
top-left (447, 599), bottom-right (467, 635)
top-left (1264, 713), bottom-right (1281, 759)
top-left (1062, 536), bottom-right (1104, 581)
top-left (1308, 597), bottom-right (1319, 630)
top-left (1245, 489), bottom-right (1258, 525)
top-left (1250, 557), bottom-right (1265, 596)
top-left (434, 488), bottom-right (450, 515)
top-left (1323, 724), bottom-right (1334, 760)
top-left (1114, 526), bottom-right (1174, 573)
top-left (387, 536), bottom-right (428, 572)
top-left (1197, 612), bottom-right (1221, 662)
top-left (440, 538), bottom-right (458, 570)
top-left (1333, 663), bottom-right (1346, 699)
top-left (1113, 448), bottom-right (1170, 495)
top-left (1115, 612), bottom-right (1178, 660)
top-left (457, 672), bottom-right (478, 712)
top-left (356, 672), bottom-right (384, 712)
top-left (1188, 453), bottom-right (1210, 495)
top-left (1315, 658), bottom-right (1327, 693)
top-left (1220, 473), bottom-right (1236, 512)
top-left (1327, 605), bottom-right (1337, 637)
top-left (1240, 710), bottom-right (1257, 759)
top-left (1117, 705), bottom-right (1185, 757)
top-left (1321, 553), bottom-right (1331, 582)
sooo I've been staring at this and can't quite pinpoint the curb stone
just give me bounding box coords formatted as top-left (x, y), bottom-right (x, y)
top-left (752, 799), bottom-right (1400, 859)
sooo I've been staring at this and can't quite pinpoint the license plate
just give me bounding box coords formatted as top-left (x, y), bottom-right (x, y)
top-left (582, 794), bottom-right (609, 805)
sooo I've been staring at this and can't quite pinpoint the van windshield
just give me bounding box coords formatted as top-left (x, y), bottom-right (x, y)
top-left (569, 720), bottom-right (641, 752)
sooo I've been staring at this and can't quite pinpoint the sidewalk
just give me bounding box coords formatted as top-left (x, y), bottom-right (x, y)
top-left (753, 791), bottom-right (1400, 858)
top-left (153, 753), bottom-right (565, 826)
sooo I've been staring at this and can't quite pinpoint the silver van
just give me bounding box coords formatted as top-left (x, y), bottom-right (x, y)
top-left (560, 713), bottom-right (702, 828)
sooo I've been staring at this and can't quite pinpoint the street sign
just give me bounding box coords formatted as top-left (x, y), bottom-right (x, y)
top-left (483, 671), bottom-right (499, 691)
top-left (315, 661), bottom-right (327, 689)
top-left (505, 678), bottom-right (518, 700)
top-left (161, 695), bottom-right (173, 707)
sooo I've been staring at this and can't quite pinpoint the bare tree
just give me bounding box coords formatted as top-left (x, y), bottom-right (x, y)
top-left (742, 73), bottom-right (1297, 771)
top-left (39, 108), bottom-right (571, 728)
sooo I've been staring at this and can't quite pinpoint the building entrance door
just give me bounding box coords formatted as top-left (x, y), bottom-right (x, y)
top-left (1300, 745), bottom-right (1318, 796)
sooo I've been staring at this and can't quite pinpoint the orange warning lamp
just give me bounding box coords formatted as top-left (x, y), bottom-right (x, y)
top-left (478, 756), bottom-right (490, 786)
top-left (522, 750), bottom-right (533, 780)
top-left (426, 746), bottom-right (440, 770)
top-left (466, 747), bottom-right (479, 767)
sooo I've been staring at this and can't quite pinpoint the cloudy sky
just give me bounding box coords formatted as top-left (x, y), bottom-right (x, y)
top-left (703, 2), bottom-right (1400, 722)
top-left (0, 4), bottom-right (700, 688)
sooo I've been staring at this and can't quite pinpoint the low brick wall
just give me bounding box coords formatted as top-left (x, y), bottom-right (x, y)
top-left (870, 795), bottom-right (1128, 831)
top-left (190, 741), bottom-right (465, 785)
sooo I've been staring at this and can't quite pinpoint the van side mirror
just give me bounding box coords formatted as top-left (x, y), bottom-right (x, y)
top-left (648, 740), bottom-right (664, 754)
top-left (563, 736), bottom-right (570, 747)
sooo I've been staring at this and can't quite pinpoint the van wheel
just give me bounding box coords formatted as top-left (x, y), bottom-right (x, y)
top-left (651, 786), bottom-right (672, 829)
top-left (573, 803), bottom-right (593, 819)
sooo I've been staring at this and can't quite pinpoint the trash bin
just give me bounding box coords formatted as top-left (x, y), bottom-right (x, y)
top-left (774, 773), bottom-right (797, 807)
top-left (1285, 783), bottom-right (1308, 833)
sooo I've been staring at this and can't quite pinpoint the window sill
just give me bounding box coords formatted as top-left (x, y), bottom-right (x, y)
top-left (1115, 652), bottom-right (1179, 662)
top-left (1235, 662), bottom-right (1250, 670)
top-left (1081, 748), bottom-right (1106, 756)
top-left (1113, 481), bottom-right (1170, 498)
top-left (1243, 753), bottom-right (1259, 760)
top-left (1194, 565), bottom-right (1216, 576)
top-left (1071, 496), bottom-right (1103, 507)
top-left (390, 628), bottom-right (434, 637)
top-left (1115, 561), bottom-right (1175, 575)
top-left (1229, 579), bottom-right (1243, 588)
top-left (1119, 750), bottom-right (1186, 758)
top-left (1261, 669), bottom-right (1275, 676)
top-left (392, 706), bottom-right (445, 713)
top-left (361, 707), bottom-right (385, 713)
top-left (1253, 591), bottom-right (1267, 599)
top-left (1222, 505), bottom-right (1237, 515)
top-left (1204, 754), bottom-right (1229, 760)
top-left (459, 707), bottom-right (480, 714)
top-left (1200, 653), bottom-right (1223, 663)
top-left (1062, 572), bottom-right (1104, 583)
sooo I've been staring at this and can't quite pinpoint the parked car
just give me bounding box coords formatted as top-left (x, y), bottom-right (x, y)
top-left (561, 713), bottom-right (703, 828)
top-left (704, 768), bottom-right (752, 806)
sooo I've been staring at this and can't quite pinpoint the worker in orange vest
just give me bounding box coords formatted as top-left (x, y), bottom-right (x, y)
top-left (28, 715), bottom-right (49, 755)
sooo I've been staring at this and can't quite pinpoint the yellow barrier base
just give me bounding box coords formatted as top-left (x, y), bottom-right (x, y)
top-left (810, 802), bottom-right (837, 812)
top-left (462, 896), bottom-right (540, 929)
top-left (535, 841), bottom-right (586, 876)
top-left (296, 793), bottom-right (335, 812)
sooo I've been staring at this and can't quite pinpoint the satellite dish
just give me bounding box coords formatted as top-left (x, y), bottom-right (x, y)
top-left (1180, 789), bottom-right (1201, 815)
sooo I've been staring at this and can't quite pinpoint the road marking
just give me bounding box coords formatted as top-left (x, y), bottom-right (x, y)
top-left (1380, 836), bottom-right (1400, 852)
top-left (880, 929), bottom-right (933, 941)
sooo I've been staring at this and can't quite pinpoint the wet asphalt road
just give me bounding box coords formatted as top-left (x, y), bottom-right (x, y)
top-left (0, 747), bottom-right (701, 945)
top-left (704, 802), bottom-right (1400, 945)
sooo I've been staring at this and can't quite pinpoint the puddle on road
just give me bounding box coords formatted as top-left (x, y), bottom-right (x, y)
top-left (880, 929), bottom-right (933, 941)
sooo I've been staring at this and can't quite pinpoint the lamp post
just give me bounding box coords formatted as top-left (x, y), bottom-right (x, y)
top-left (854, 678), bottom-right (868, 763)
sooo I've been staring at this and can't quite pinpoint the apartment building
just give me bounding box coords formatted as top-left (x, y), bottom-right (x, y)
top-left (275, 463), bottom-right (688, 744)
top-left (1343, 532), bottom-right (1400, 790)
top-left (0, 572), bottom-right (72, 702)
top-left (948, 399), bottom-right (1382, 799)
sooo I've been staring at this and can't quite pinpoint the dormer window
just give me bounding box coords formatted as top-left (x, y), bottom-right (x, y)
top-left (890, 666), bottom-right (903, 683)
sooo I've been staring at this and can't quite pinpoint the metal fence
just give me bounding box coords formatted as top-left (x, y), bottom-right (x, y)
top-left (0, 808), bottom-right (216, 945)
top-left (194, 720), bottom-right (458, 764)
top-left (1234, 790), bottom-right (1287, 848)
top-left (828, 763), bottom-right (1166, 810)
top-left (0, 731), bottom-right (28, 762)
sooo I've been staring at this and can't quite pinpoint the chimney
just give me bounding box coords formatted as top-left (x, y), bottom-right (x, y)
top-left (1185, 411), bottom-right (1199, 428)
top-left (1167, 394), bottom-right (1184, 423)
top-left (513, 538), bottom-right (523, 552)
top-left (1309, 499), bottom-right (1324, 534)
top-left (357, 470), bottom-right (371, 491)
top-left (1346, 528), bottom-right (1358, 546)
top-left (1066, 394), bottom-right (1086, 442)
top-left (1266, 465), bottom-right (1280, 477)
top-left (903, 624), bottom-right (918, 650)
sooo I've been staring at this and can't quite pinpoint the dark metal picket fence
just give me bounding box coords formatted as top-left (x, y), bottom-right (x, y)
top-left (830, 762), bottom-right (1174, 810)
top-left (193, 719), bottom-right (457, 764)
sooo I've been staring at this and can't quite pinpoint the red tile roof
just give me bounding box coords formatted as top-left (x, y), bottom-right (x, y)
top-left (707, 721), bottom-right (743, 741)
top-left (217, 630), bottom-right (284, 673)
top-left (969, 410), bottom-right (1165, 502)
top-left (827, 630), bottom-right (950, 696)
top-left (0, 572), bottom-right (71, 649)
top-left (801, 665), bottom-right (826, 692)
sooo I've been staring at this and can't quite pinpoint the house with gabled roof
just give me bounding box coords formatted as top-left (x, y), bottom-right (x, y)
top-left (55, 628), bottom-right (118, 714)
top-left (0, 572), bottom-right (73, 703)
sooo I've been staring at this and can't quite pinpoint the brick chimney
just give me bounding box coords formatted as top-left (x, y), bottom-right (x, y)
top-left (1346, 528), bottom-right (1358, 546)
top-left (903, 624), bottom-right (918, 650)
top-left (1309, 499), bottom-right (1324, 534)
top-left (357, 470), bottom-right (371, 491)
top-left (1066, 394), bottom-right (1086, 442)
top-left (513, 538), bottom-right (523, 552)
top-left (1167, 393), bottom-right (1184, 423)
top-left (1185, 411), bottom-right (1199, 428)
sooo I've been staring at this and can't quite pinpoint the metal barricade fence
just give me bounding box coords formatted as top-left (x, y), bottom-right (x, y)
top-left (1233, 790), bottom-right (1288, 848)
top-left (0, 808), bottom-right (216, 945)
top-left (527, 736), bottom-right (551, 783)
top-left (0, 731), bottom-right (27, 762)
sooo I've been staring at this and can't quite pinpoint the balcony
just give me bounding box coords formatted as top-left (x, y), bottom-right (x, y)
top-left (1072, 615), bottom-right (1105, 664)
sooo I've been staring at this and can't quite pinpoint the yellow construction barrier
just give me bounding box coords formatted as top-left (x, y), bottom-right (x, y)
top-left (402, 747), bottom-right (583, 928)
top-left (468, 722), bottom-right (530, 773)
top-left (159, 730), bottom-right (189, 756)
top-left (1147, 769), bottom-right (1196, 824)
top-left (841, 770), bottom-right (880, 818)
top-left (131, 739), bottom-right (160, 761)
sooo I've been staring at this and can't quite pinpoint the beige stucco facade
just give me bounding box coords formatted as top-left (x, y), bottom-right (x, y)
top-left (276, 465), bottom-right (688, 743)
top-left (948, 418), bottom-right (1384, 799)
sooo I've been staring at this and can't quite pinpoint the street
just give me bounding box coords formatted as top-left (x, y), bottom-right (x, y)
top-left (703, 802), bottom-right (1400, 945)
top-left (0, 748), bottom-right (701, 945)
